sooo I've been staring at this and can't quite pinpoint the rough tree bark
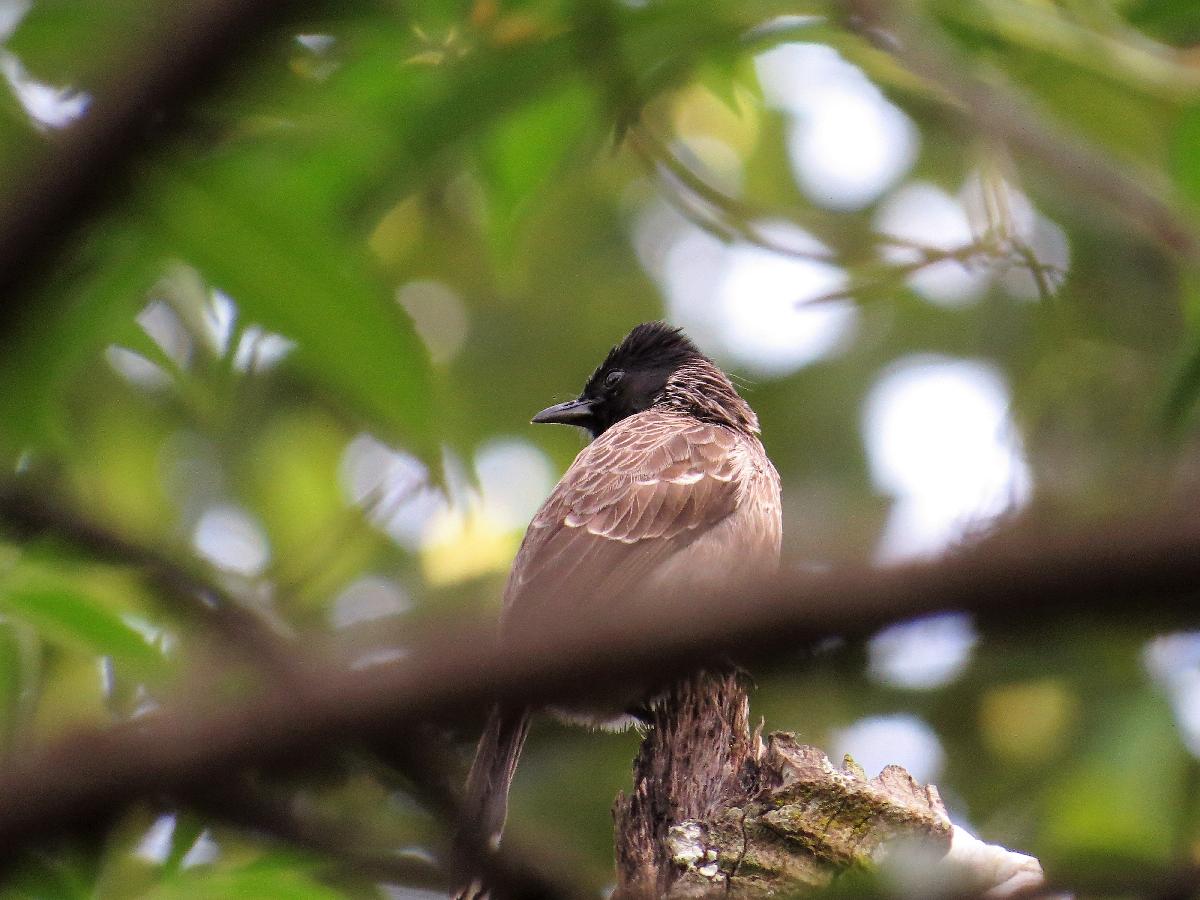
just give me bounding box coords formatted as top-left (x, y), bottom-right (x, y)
top-left (614, 670), bottom-right (758, 897)
top-left (614, 672), bottom-right (1045, 898)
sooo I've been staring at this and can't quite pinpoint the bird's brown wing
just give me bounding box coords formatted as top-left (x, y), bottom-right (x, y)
top-left (502, 409), bottom-right (752, 623)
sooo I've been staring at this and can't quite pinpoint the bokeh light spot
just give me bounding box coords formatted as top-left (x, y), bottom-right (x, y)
top-left (717, 233), bottom-right (856, 376)
top-left (193, 505), bottom-right (271, 577)
top-left (105, 346), bottom-right (172, 391)
top-left (869, 613), bottom-right (978, 690)
top-left (397, 279), bottom-right (470, 365)
top-left (634, 204), bottom-right (857, 378)
top-left (0, 51), bottom-right (89, 130)
top-left (340, 434), bottom-right (444, 549)
top-left (475, 438), bottom-right (555, 530)
top-left (1144, 632), bottom-right (1200, 757)
top-left (756, 43), bottom-right (917, 210)
top-left (831, 714), bottom-right (945, 784)
top-left (330, 575), bottom-right (412, 629)
top-left (863, 356), bottom-right (1031, 560)
top-left (979, 679), bottom-right (1078, 763)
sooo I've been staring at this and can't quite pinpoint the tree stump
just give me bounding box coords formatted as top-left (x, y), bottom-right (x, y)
top-left (613, 669), bottom-right (758, 897)
top-left (614, 674), bottom-right (1044, 898)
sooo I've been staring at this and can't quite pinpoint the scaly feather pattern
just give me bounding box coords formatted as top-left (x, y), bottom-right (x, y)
top-left (503, 408), bottom-right (780, 626)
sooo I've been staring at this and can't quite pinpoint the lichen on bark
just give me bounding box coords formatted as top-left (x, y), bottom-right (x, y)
top-left (614, 674), bottom-right (1043, 898)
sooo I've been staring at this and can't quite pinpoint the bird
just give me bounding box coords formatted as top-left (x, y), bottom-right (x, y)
top-left (456, 321), bottom-right (781, 887)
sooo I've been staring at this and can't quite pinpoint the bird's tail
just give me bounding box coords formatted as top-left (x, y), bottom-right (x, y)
top-left (454, 705), bottom-right (530, 897)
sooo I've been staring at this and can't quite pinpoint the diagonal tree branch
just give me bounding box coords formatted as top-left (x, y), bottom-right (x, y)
top-left (0, 485), bottom-right (297, 672)
top-left (0, 484), bottom-right (567, 898)
top-left (0, 0), bottom-right (308, 346)
top-left (0, 504), bottom-right (1196, 876)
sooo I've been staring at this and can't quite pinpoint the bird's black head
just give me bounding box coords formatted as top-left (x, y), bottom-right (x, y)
top-left (532, 322), bottom-right (756, 438)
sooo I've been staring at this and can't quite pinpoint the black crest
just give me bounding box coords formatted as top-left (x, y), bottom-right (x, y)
top-left (532, 322), bottom-right (755, 438)
top-left (586, 321), bottom-right (701, 390)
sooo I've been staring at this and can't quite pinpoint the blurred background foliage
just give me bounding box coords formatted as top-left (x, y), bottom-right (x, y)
top-left (1, 0), bottom-right (1200, 896)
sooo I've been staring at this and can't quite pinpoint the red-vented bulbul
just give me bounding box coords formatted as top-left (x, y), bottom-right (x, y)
top-left (458, 322), bottom-right (781, 877)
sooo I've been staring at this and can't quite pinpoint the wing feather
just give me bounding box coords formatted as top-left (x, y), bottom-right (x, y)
top-left (502, 409), bottom-right (776, 626)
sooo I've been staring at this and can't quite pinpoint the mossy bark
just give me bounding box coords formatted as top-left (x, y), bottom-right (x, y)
top-left (614, 682), bottom-right (1040, 898)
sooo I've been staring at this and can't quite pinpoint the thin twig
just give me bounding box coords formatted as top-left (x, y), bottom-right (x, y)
top-left (626, 125), bottom-right (838, 262)
top-left (628, 123), bottom-right (1061, 305)
top-left (842, 0), bottom-right (1200, 257)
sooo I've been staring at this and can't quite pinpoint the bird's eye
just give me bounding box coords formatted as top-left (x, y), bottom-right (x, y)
top-left (604, 370), bottom-right (624, 388)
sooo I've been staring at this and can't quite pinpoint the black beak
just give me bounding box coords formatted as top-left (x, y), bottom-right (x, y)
top-left (532, 397), bottom-right (596, 426)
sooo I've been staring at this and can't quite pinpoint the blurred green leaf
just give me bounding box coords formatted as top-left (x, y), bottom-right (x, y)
top-left (5, 0), bottom-right (159, 83)
top-left (1172, 103), bottom-right (1200, 211)
top-left (143, 172), bottom-right (434, 455)
top-left (0, 225), bottom-right (163, 459)
top-left (93, 808), bottom-right (209, 899)
top-left (160, 816), bottom-right (207, 877)
top-left (0, 849), bottom-right (96, 900)
top-left (0, 563), bottom-right (164, 674)
top-left (144, 854), bottom-right (347, 900)
top-left (1040, 695), bottom-right (1186, 866)
top-left (1162, 331), bottom-right (1200, 430)
top-left (479, 80), bottom-right (598, 267)
top-left (0, 618), bottom-right (40, 751)
top-left (1125, 0), bottom-right (1200, 46)
top-left (698, 47), bottom-right (753, 113)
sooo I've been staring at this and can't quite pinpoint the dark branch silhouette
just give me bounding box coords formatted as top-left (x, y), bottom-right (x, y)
top-left (0, 485), bottom-right (295, 670)
top-left (0, 484), bottom-right (575, 900)
top-left (0, 503), bottom-right (1195, 877)
top-left (0, 0), bottom-right (307, 347)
